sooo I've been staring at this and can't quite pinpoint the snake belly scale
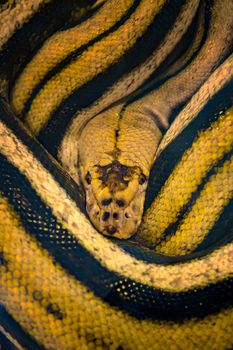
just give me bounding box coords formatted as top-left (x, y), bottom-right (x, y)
top-left (0, 0), bottom-right (233, 349)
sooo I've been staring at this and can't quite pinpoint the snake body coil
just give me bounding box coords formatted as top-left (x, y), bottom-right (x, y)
top-left (0, 0), bottom-right (233, 349)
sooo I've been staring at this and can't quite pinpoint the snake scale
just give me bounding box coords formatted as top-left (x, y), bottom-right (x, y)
top-left (0, 0), bottom-right (232, 349)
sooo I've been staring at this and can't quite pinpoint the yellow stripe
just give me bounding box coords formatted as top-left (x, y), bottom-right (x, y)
top-left (138, 108), bottom-right (233, 246)
top-left (0, 120), bottom-right (233, 292)
top-left (1, 194), bottom-right (233, 350)
top-left (11, 0), bottom-right (135, 116)
top-left (20, 0), bottom-right (165, 135)
top-left (156, 155), bottom-right (233, 255)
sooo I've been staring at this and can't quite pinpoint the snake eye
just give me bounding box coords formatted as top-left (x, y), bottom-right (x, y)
top-left (139, 173), bottom-right (147, 185)
top-left (85, 172), bottom-right (92, 185)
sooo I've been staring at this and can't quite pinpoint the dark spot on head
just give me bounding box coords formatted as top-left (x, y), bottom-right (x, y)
top-left (106, 226), bottom-right (117, 235)
top-left (46, 303), bottom-right (64, 320)
top-left (116, 199), bottom-right (125, 207)
top-left (101, 198), bottom-right (112, 206)
top-left (95, 210), bottom-right (100, 216)
top-left (102, 212), bottom-right (110, 221)
top-left (139, 173), bottom-right (147, 185)
top-left (85, 172), bottom-right (91, 184)
top-left (98, 162), bottom-right (130, 190)
top-left (125, 212), bottom-right (130, 219)
top-left (113, 212), bottom-right (119, 220)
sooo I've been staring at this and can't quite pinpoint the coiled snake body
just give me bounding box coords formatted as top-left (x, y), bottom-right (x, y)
top-left (0, 0), bottom-right (233, 349)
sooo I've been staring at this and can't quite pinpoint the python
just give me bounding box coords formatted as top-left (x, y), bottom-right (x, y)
top-left (8, 0), bottom-right (233, 239)
top-left (0, 0), bottom-right (232, 349)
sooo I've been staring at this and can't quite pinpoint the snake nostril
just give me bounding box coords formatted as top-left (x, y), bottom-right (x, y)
top-left (125, 212), bottom-right (130, 219)
top-left (106, 226), bottom-right (117, 235)
top-left (102, 212), bottom-right (110, 221)
top-left (113, 212), bottom-right (119, 220)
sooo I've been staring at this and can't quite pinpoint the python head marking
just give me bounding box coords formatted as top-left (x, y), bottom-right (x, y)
top-left (82, 161), bottom-right (148, 239)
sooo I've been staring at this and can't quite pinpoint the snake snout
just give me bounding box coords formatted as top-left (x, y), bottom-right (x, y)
top-left (83, 163), bottom-right (148, 238)
top-left (90, 198), bottom-right (143, 239)
top-left (85, 194), bottom-right (143, 239)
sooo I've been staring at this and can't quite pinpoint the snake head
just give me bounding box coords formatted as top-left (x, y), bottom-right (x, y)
top-left (81, 161), bottom-right (148, 239)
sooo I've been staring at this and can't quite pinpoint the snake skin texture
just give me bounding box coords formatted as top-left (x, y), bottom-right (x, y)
top-left (0, 1), bottom-right (232, 349)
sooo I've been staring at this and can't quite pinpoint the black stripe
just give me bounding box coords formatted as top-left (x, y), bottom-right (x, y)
top-left (0, 152), bottom-right (233, 321)
top-left (0, 96), bottom-right (86, 209)
top-left (37, 0), bottom-right (186, 158)
top-left (145, 78), bottom-right (233, 209)
top-left (19, 0), bottom-right (142, 119)
top-left (2, 0), bottom-right (96, 96)
top-left (59, 1), bottom-right (104, 31)
top-left (155, 149), bottom-right (233, 248)
top-left (0, 306), bottom-right (45, 350)
top-left (105, 277), bottom-right (233, 321)
top-left (112, 232), bottom-right (232, 263)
